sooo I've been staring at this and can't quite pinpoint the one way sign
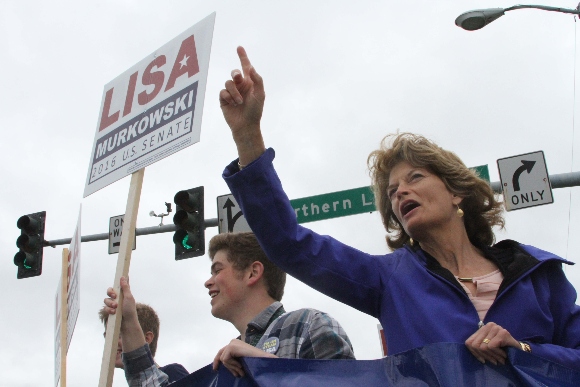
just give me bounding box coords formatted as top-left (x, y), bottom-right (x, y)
top-left (108, 214), bottom-right (137, 254)
top-left (497, 151), bottom-right (553, 211)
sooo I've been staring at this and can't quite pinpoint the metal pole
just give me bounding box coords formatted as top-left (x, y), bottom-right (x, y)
top-left (491, 171), bottom-right (580, 193)
top-left (45, 218), bottom-right (219, 247)
top-left (504, 4), bottom-right (580, 16)
top-left (44, 170), bottom-right (580, 248)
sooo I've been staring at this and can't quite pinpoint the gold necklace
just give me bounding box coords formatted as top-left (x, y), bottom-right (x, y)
top-left (457, 277), bottom-right (473, 283)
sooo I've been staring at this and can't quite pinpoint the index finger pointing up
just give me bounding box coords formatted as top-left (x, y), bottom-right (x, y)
top-left (237, 46), bottom-right (253, 76)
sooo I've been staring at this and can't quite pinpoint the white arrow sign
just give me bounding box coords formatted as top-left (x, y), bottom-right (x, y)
top-left (497, 151), bottom-right (553, 211)
top-left (217, 194), bottom-right (252, 234)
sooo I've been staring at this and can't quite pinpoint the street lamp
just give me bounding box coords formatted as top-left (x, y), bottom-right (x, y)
top-left (456, 3), bottom-right (580, 31)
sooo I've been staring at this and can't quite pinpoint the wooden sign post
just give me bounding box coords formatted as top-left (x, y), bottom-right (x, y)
top-left (87, 13), bottom-right (214, 386)
top-left (98, 169), bottom-right (144, 387)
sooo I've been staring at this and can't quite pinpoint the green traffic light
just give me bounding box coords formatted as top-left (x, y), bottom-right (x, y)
top-left (173, 187), bottom-right (205, 260)
top-left (14, 251), bottom-right (36, 271)
top-left (15, 211), bottom-right (46, 279)
top-left (182, 234), bottom-right (193, 250)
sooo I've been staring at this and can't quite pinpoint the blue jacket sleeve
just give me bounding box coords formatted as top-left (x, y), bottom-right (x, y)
top-left (526, 262), bottom-right (580, 370)
top-left (223, 149), bottom-right (393, 318)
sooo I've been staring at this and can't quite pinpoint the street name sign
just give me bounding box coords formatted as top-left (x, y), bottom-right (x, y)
top-left (290, 186), bottom-right (375, 224)
top-left (217, 186), bottom-right (375, 234)
top-left (83, 13), bottom-right (215, 197)
top-left (497, 151), bottom-right (553, 211)
top-left (108, 214), bottom-right (137, 254)
top-left (471, 165), bottom-right (489, 183)
top-left (216, 164), bottom-right (489, 232)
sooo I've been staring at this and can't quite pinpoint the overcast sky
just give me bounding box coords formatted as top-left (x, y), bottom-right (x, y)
top-left (3, 1), bottom-right (580, 385)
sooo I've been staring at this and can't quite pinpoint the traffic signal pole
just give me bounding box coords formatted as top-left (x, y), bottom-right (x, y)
top-left (35, 170), bottom-right (580, 249)
top-left (43, 219), bottom-right (219, 248)
top-left (490, 170), bottom-right (580, 193)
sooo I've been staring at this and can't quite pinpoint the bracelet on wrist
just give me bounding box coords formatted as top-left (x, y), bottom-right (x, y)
top-left (238, 161), bottom-right (247, 170)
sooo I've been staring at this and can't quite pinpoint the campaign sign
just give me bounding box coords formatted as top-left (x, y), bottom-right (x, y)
top-left (54, 206), bottom-right (82, 387)
top-left (65, 210), bottom-right (82, 350)
top-left (83, 13), bottom-right (215, 197)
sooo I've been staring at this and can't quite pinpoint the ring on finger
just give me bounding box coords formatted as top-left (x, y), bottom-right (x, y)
top-left (483, 338), bottom-right (491, 344)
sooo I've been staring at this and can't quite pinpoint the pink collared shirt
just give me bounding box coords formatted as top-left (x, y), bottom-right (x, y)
top-left (456, 269), bottom-right (504, 321)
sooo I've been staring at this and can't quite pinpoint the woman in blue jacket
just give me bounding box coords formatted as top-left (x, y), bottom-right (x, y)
top-left (218, 46), bottom-right (580, 370)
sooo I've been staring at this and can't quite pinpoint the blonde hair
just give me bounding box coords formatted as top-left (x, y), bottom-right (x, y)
top-left (367, 133), bottom-right (504, 250)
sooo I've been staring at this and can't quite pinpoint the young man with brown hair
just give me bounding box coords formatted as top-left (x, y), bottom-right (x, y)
top-left (103, 232), bottom-right (354, 385)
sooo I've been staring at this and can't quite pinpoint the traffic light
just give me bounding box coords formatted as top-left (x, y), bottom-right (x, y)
top-left (14, 211), bottom-right (46, 279)
top-left (173, 186), bottom-right (205, 260)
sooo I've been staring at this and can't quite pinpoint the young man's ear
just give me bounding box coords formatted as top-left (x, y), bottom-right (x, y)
top-left (144, 331), bottom-right (154, 345)
top-left (247, 261), bottom-right (264, 285)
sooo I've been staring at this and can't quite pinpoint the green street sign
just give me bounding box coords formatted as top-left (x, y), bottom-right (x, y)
top-left (288, 164), bottom-right (490, 224)
top-left (472, 165), bottom-right (490, 183)
top-left (290, 186), bottom-right (376, 224)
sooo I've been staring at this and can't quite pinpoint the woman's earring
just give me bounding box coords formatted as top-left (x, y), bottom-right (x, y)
top-left (455, 204), bottom-right (464, 218)
top-left (409, 238), bottom-right (414, 246)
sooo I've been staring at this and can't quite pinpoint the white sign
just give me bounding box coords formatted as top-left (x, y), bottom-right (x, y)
top-left (55, 206), bottom-right (82, 386)
top-left (217, 194), bottom-right (252, 234)
top-left (497, 151), bottom-right (553, 211)
top-left (108, 214), bottom-right (137, 254)
top-left (83, 13), bottom-right (216, 197)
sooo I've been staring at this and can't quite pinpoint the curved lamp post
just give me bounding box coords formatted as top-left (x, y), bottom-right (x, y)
top-left (456, 3), bottom-right (580, 31)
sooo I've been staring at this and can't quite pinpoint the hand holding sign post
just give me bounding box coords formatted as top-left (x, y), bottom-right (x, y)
top-left (86, 14), bottom-right (215, 387)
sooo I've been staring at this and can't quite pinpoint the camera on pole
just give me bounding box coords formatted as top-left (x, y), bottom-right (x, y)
top-left (14, 211), bottom-right (46, 279)
top-left (173, 186), bottom-right (205, 260)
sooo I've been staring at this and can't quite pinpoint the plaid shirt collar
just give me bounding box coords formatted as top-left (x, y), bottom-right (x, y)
top-left (244, 301), bottom-right (285, 346)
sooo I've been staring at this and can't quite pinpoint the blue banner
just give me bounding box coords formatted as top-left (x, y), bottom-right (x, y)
top-left (172, 342), bottom-right (580, 386)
